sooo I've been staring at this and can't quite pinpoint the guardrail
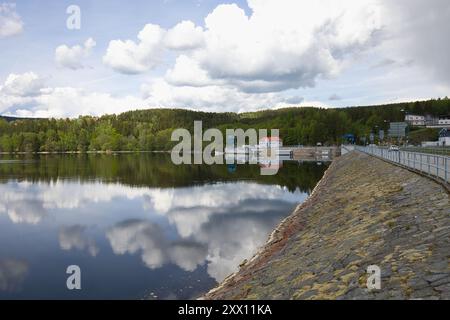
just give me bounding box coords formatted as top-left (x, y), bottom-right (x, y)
top-left (356, 146), bottom-right (449, 184)
top-left (400, 147), bottom-right (450, 156)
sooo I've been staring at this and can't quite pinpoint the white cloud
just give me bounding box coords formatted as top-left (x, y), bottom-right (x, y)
top-left (0, 3), bottom-right (23, 38)
top-left (103, 24), bottom-right (166, 74)
top-left (55, 38), bottom-right (96, 70)
top-left (164, 20), bottom-right (204, 50)
top-left (142, 78), bottom-right (290, 112)
top-left (105, 1), bottom-right (382, 92)
top-left (3, 0), bottom-right (450, 116)
top-left (0, 72), bottom-right (310, 116)
top-left (103, 21), bottom-right (203, 75)
top-left (192, 1), bottom-right (382, 92)
top-left (0, 72), bottom-right (150, 117)
top-left (25, 87), bottom-right (146, 118)
top-left (0, 72), bottom-right (44, 97)
top-left (96, 0), bottom-right (386, 112)
top-left (165, 55), bottom-right (214, 87)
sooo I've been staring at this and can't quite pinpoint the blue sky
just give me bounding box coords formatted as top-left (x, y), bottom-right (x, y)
top-left (0, 0), bottom-right (449, 118)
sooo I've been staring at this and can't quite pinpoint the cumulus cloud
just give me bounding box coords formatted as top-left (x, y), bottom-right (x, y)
top-left (165, 55), bottom-right (215, 87)
top-left (105, 0), bottom-right (382, 92)
top-left (55, 38), bottom-right (96, 70)
top-left (0, 72), bottom-right (44, 97)
top-left (164, 20), bottom-right (204, 50)
top-left (190, 1), bottom-right (382, 93)
top-left (103, 24), bottom-right (166, 74)
top-left (103, 21), bottom-right (204, 75)
top-left (96, 0), bottom-right (388, 112)
top-left (142, 78), bottom-right (287, 112)
top-left (17, 86), bottom-right (146, 118)
top-left (0, 3), bottom-right (23, 38)
top-left (4, 0), bottom-right (450, 116)
top-left (59, 225), bottom-right (99, 257)
top-left (0, 72), bottom-right (149, 117)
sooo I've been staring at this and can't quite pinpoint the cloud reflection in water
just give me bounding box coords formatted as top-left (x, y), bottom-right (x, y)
top-left (0, 180), bottom-right (304, 282)
top-left (0, 259), bottom-right (29, 292)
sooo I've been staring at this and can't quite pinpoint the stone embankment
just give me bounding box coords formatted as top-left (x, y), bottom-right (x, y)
top-left (205, 151), bottom-right (449, 300)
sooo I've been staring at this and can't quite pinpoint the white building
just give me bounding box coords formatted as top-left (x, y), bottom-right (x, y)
top-left (405, 114), bottom-right (425, 126)
top-left (438, 115), bottom-right (450, 127)
top-left (439, 129), bottom-right (450, 146)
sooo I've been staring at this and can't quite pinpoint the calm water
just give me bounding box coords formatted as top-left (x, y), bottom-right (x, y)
top-left (0, 153), bottom-right (327, 300)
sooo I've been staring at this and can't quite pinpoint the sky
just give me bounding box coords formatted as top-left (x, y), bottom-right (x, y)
top-left (0, 0), bottom-right (449, 118)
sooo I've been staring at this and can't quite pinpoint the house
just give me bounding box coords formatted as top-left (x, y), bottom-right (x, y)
top-left (438, 115), bottom-right (450, 127)
top-left (258, 137), bottom-right (283, 149)
top-left (405, 114), bottom-right (425, 126)
top-left (438, 128), bottom-right (450, 146)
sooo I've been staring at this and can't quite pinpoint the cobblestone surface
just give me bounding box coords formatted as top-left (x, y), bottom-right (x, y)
top-left (204, 152), bottom-right (450, 300)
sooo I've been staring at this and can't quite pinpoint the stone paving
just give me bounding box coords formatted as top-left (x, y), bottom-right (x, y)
top-left (204, 152), bottom-right (450, 300)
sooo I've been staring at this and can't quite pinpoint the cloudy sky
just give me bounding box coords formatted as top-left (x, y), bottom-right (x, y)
top-left (0, 0), bottom-right (449, 118)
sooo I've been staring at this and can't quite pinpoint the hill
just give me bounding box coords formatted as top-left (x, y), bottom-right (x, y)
top-left (0, 98), bottom-right (449, 153)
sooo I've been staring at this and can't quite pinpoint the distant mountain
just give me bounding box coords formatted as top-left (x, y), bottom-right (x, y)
top-left (0, 116), bottom-right (21, 122)
top-left (0, 115), bottom-right (42, 122)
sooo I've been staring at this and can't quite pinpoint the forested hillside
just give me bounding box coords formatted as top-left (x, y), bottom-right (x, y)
top-left (0, 98), bottom-right (449, 153)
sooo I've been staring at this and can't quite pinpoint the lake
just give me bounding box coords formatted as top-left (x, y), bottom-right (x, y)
top-left (0, 153), bottom-right (328, 299)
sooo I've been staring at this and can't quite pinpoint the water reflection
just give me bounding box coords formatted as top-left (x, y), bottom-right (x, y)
top-left (59, 226), bottom-right (99, 257)
top-left (106, 220), bottom-right (208, 272)
top-left (0, 181), bottom-right (302, 282)
top-left (0, 154), bottom-right (327, 299)
top-left (0, 259), bottom-right (29, 292)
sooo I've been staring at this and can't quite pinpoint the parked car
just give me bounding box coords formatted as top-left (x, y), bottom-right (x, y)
top-left (388, 145), bottom-right (400, 152)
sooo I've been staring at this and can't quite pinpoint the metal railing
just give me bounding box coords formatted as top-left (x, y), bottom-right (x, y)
top-left (356, 146), bottom-right (449, 184)
top-left (400, 147), bottom-right (450, 156)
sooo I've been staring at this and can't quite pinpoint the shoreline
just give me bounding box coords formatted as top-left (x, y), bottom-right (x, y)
top-left (202, 152), bottom-right (337, 299)
top-left (0, 150), bottom-right (172, 155)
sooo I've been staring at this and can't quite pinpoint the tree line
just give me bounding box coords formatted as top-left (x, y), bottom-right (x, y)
top-left (0, 98), bottom-right (449, 153)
